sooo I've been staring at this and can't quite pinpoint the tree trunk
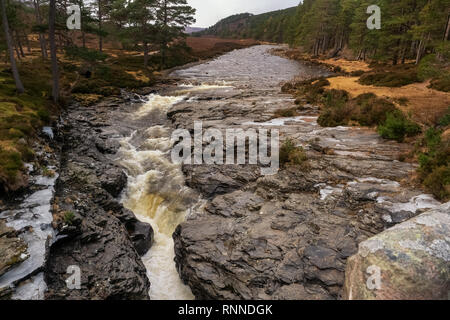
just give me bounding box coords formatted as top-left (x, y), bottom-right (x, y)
top-left (34, 0), bottom-right (48, 58)
top-left (98, 0), bottom-right (103, 52)
top-left (15, 32), bottom-right (25, 57)
top-left (49, 0), bottom-right (59, 103)
top-left (1, 0), bottom-right (24, 93)
top-left (23, 32), bottom-right (31, 53)
top-left (444, 14), bottom-right (450, 41)
top-left (13, 38), bottom-right (21, 60)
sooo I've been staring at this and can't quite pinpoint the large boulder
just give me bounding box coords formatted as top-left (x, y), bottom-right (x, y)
top-left (343, 202), bottom-right (450, 300)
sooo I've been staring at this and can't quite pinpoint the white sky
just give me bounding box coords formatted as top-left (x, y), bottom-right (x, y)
top-left (187, 0), bottom-right (300, 28)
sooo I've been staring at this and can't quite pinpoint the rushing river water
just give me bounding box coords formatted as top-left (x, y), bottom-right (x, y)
top-left (117, 45), bottom-right (441, 300)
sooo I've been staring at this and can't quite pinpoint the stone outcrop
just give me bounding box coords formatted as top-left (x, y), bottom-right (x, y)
top-left (344, 202), bottom-right (450, 300)
top-left (44, 97), bottom-right (153, 300)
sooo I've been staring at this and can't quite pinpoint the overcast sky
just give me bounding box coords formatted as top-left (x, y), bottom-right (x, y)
top-left (187, 0), bottom-right (300, 28)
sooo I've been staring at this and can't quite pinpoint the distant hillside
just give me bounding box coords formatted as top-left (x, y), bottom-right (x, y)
top-left (184, 27), bottom-right (206, 34)
top-left (194, 8), bottom-right (297, 43)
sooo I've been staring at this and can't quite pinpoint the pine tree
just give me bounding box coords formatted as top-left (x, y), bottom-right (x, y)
top-left (48, 0), bottom-right (59, 102)
top-left (155, 0), bottom-right (195, 69)
top-left (126, 0), bottom-right (158, 67)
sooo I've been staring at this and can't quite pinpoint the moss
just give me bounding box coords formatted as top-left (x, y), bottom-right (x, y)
top-left (0, 59), bottom-right (58, 192)
top-left (0, 148), bottom-right (23, 185)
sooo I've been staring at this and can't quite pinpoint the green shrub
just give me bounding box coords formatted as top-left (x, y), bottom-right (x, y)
top-left (417, 128), bottom-right (449, 201)
top-left (351, 93), bottom-right (397, 126)
top-left (417, 54), bottom-right (440, 81)
top-left (423, 166), bottom-right (450, 201)
top-left (318, 92), bottom-right (398, 128)
top-left (279, 139), bottom-right (308, 167)
top-left (377, 111), bottom-right (421, 142)
top-left (418, 54), bottom-right (450, 92)
top-left (63, 211), bottom-right (75, 225)
top-left (359, 65), bottom-right (419, 87)
top-left (65, 46), bottom-right (108, 63)
top-left (439, 107), bottom-right (450, 126)
top-left (429, 74), bottom-right (450, 92)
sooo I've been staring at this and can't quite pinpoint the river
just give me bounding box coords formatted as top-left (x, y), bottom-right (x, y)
top-left (117, 45), bottom-right (441, 300)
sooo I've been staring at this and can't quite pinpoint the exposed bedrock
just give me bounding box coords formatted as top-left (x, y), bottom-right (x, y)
top-left (45, 98), bottom-right (153, 300)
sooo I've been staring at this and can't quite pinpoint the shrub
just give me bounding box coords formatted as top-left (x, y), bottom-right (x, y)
top-left (63, 211), bottom-right (75, 225)
top-left (418, 54), bottom-right (450, 92)
top-left (318, 92), bottom-right (397, 128)
top-left (285, 78), bottom-right (330, 103)
top-left (439, 107), bottom-right (450, 126)
top-left (279, 139), bottom-right (308, 167)
top-left (417, 129), bottom-right (450, 201)
top-left (65, 46), bottom-right (108, 63)
top-left (423, 166), bottom-right (450, 201)
top-left (429, 74), bottom-right (450, 92)
top-left (351, 93), bottom-right (397, 126)
top-left (359, 64), bottom-right (419, 87)
top-left (377, 111), bottom-right (421, 142)
top-left (273, 107), bottom-right (298, 118)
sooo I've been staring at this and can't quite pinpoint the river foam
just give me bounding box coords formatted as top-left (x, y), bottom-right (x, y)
top-left (119, 95), bottom-right (194, 300)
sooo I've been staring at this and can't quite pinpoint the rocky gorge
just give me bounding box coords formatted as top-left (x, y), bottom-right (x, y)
top-left (0, 45), bottom-right (448, 300)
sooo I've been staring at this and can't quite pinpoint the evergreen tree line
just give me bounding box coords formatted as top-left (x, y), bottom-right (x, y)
top-left (0, 0), bottom-right (195, 100)
top-left (195, 8), bottom-right (297, 43)
top-left (197, 0), bottom-right (450, 65)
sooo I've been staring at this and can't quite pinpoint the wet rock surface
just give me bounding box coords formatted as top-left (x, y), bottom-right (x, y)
top-left (0, 220), bottom-right (27, 280)
top-left (0, 135), bottom-right (60, 299)
top-left (170, 45), bottom-right (444, 299)
top-left (44, 98), bottom-right (152, 300)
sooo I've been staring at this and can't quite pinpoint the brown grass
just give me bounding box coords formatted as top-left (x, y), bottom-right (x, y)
top-left (326, 76), bottom-right (450, 125)
top-left (319, 58), bottom-right (371, 72)
top-left (186, 37), bottom-right (259, 53)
